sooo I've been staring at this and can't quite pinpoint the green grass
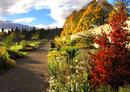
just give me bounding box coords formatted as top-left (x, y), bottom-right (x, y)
top-left (9, 40), bottom-right (46, 57)
top-left (10, 44), bottom-right (28, 57)
top-left (10, 45), bottom-right (24, 52)
top-left (30, 41), bottom-right (40, 47)
top-left (18, 51), bottom-right (28, 56)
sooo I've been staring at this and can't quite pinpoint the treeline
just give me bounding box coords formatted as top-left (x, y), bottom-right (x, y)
top-left (0, 27), bottom-right (62, 42)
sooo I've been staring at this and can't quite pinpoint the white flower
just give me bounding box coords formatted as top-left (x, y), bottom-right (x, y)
top-left (76, 66), bottom-right (79, 69)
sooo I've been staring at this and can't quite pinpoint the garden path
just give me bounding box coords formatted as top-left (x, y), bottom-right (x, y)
top-left (0, 44), bottom-right (50, 92)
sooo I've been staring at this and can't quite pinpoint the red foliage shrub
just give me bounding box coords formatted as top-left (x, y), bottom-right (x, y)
top-left (90, 5), bottom-right (130, 90)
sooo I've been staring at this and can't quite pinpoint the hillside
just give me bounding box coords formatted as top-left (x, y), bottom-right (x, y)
top-left (0, 20), bottom-right (32, 29)
top-left (61, 0), bottom-right (113, 36)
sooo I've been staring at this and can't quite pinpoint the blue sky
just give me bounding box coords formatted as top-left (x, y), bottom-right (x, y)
top-left (6, 9), bottom-right (55, 25)
top-left (0, 0), bottom-right (114, 28)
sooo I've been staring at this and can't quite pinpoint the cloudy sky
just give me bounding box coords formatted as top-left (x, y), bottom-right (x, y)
top-left (0, 0), bottom-right (113, 28)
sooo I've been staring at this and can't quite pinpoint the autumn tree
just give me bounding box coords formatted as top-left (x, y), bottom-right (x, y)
top-left (61, 0), bottom-right (112, 36)
top-left (89, 1), bottom-right (130, 91)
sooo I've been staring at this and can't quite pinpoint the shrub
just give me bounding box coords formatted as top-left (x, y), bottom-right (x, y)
top-left (2, 35), bottom-right (14, 49)
top-left (48, 28), bottom-right (97, 91)
top-left (60, 46), bottom-right (79, 60)
top-left (48, 50), bottom-right (68, 77)
top-left (48, 46), bottom-right (91, 91)
top-left (89, 4), bottom-right (130, 90)
top-left (0, 48), bottom-right (10, 60)
top-left (54, 37), bottom-right (66, 49)
top-left (0, 48), bottom-right (16, 72)
top-left (74, 33), bottom-right (95, 49)
top-left (119, 86), bottom-right (130, 92)
top-left (31, 33), bottom-right (40, 40)
top-left (20, 40), bottom-right (28, 47)
top-left (10, 44), bottom-right (24, 52)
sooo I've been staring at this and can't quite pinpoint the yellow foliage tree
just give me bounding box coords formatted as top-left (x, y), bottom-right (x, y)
top-left (61, 0), bottom-right (113, 37)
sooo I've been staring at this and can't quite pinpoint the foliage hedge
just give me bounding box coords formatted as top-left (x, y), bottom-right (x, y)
top-left (0, 48), bottom-right (16, 74)
top-left (48, 1), bottom-right (130, 91)
top-left (48, 33), bottom-right (96, 91)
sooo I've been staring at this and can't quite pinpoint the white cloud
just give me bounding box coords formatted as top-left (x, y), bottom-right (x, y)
top-left (34, 0), bottom-right (92, 27)
top-left (0, 0), bottom-right (91, 27)
top-left (0, 16), bottom-right (6, 21)
top-left (14, 17), bottom-right (35, 24)
top-left (36, 24), bottom-right (46, 28)
top-left (0, 0), bottom-right (18, 15)
top-left (7, 0), bottom-right (39, 14)
top-left (36, 22), bottom-right (63, 29)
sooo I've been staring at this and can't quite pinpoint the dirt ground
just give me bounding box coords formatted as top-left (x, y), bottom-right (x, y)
top-left (0, 44), bottom-right (50, 92)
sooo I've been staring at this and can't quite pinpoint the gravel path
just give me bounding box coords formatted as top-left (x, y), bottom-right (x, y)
top-left (0, 44), bottom-right (50, 92)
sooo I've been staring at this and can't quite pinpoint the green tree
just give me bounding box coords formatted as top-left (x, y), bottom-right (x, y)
top-left (31, 33), bottom-right (39, 40)
top-left (3, 35), bottom-right (14, 49)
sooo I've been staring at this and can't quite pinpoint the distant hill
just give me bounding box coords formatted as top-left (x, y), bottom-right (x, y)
top-left (0, 20), bottom-right (32, 29)
top-left (61, 0), bottom-right (113, 36)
